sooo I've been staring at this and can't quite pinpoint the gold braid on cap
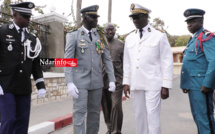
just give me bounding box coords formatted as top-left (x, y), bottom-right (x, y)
top-left (85, 12), bottom-right (97, 15)
top-left (132, 9), bottom-right (149, 14)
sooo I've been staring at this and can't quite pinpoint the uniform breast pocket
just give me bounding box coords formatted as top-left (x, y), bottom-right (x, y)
top-left (185, 50), bottom-right (196, 61)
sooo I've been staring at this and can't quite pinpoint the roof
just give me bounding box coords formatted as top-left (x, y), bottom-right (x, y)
top-left (171, 46), bottom-right (186, 54)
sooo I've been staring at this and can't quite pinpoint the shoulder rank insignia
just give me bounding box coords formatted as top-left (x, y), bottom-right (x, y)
top-left (154, 27), bottom-right (165, 33)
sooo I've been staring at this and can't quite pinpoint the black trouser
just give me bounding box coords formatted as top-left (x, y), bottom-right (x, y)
top-left (101, 88), bottom-right (123, 134)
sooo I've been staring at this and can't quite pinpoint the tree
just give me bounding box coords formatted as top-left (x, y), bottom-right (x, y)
top-left (0, 0), bottom-right (12, 14)
top-left (108, 0), bottom-right (112, 22)
top-left (76, 0), bottom-right (82, 27)
top-left (168, 35), bottom-right (179, 47)
top-left (174, 35), bottom-right (191, 46)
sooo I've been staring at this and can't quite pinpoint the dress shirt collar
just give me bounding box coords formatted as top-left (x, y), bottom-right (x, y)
top-left (82, 26), bottom-right (93, 34)
top-left (13, 22), bottom-right (25, 33)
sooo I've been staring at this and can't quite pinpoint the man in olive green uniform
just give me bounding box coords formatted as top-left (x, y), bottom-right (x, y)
top-left (64, 5), bottom-right (116, 134)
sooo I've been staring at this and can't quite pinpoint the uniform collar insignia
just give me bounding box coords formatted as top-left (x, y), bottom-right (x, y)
top-left (6, 35), bottom-right (13, 38)
top-left (94, 32), bottom-right (96, 36)
top-left (9, 24), bottom-right (14, 29)
top-left (195, 34), bottom-right (198, 38)
top-left (148, 28), bottom-right (151, 32)
top-left (81, 31), bottom-right (85, 35)
top-left (135, 29), bottom-right (138, 33)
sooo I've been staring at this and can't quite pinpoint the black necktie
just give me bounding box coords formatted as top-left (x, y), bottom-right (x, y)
top-left (89, 32), bottom-right (92, 41)
top-left (139, 28), bottom-right (143, 39)
top-left (19, 29), bottom-right (23, 41)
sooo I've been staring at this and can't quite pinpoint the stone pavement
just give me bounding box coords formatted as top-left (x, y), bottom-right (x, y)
top-left (29, 76), bottom-right (198, 134)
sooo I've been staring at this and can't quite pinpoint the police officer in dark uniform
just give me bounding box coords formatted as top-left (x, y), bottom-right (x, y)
top-left (181, 8), bottom-right (215, 134)
top-left (0, 2), bottom-right (46, 134)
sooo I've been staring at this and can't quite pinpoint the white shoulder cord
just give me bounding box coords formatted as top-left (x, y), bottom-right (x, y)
top-left (23, 38), bottom-right (42, 60)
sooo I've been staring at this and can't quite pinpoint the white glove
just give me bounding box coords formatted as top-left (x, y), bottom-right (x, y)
top-left (38, 88), bottom-right (46, 98)
top-left (0, 85), bottom-right (4, 95)
top-left (67, 83), bottom-right (79, 99)
top-left (108, 82), bottom-right (116, 92)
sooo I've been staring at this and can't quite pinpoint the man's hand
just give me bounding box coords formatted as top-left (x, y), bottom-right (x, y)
top-left (161, 87), bottom-right (169, 99)
top-left (124, 85), bottom-right (130, 98)
top-left (67, 83), bottom-right (79, 99)
top-left (0, 85), bottom-right (4, 95)
top-left (201, 86), bottom-right (211, 93)
top-left (108, 82), bottom-right (116, 92)
top-left (38, 88), bottom-right (46, 98)
top-left (182, 89), bottom-right (188, 93)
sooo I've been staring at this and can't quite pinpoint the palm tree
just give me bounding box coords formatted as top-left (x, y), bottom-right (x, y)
top-left (76, 0), bottom-right (82, 27)
top-left (108, 0), bottom-right (112, 22)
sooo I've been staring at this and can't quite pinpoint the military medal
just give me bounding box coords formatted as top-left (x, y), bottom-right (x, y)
top-left (81, 47), bottom-right (85, 54)
top-left (100, 43), bottom-right (105, 50)
top-left (8, 42), bottom-right (13, 51)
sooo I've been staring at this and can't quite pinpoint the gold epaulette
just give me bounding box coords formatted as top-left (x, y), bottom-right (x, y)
top-left (154, 27), bottom-right (165, 33)
top-left (97, 28), bottom-right (109, 49)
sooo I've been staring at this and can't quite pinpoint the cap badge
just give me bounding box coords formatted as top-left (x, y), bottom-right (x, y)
top-left (130, 4), bottom-right (135, 10)
top-left (96, 6), bottom-right (99, 11)
top-left (185, 11), bottom-right (190, 16)
top-left (28, 3), bottom-right (33, 8)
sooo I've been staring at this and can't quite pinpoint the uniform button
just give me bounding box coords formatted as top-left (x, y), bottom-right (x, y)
top-left (20, 70), bottom-right (23, 73)
top-left (75, 70), bottom-right (78, 72)
top-left (21, 61), bottom-right (24, 64)
top-left (0, 70), bottom-right (1, 72)
top-left (192, 49), bottom-right (194, 51)
top-left (136, 67), bottom-right (139, 69)
top-left (91, 44), bottom-right (93, 46)
top-left (91, 52), bottom-right (94, 54)
top-left (182, 71), bottom-right (184, 74)
top-left (92, 59), bottom-right (94, 62)
top-left (21, 52), bottom-right (23, 55)
top-left (91, 68), bottom-right (94, 70)
top-left (137, 59), bottom-right (139, 61)
top-left (198, 74), bottom-right (201, 76)
top-left (138, 50), bottom-right (140, 52)
top-left (184, 55), bottom-right (186, 57)
top-left (139, 42), bottom-right (141, 44)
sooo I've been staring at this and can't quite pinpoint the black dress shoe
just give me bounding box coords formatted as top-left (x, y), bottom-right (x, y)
top-left (106, 130), bottom-right (111, 134)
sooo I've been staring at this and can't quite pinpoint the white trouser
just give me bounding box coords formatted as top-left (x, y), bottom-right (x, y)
top-left (131, 90), bottom-right (161, 134)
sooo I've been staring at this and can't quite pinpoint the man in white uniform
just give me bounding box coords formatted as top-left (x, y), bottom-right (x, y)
top-left (123, 3), bottom-right (173, 134)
